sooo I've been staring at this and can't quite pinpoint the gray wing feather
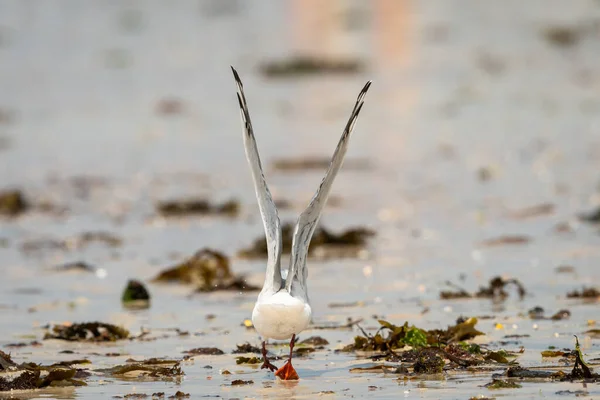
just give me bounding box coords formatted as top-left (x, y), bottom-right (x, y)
top-left (286, 81), bottom-right (372, 297)
top-left (231, 67), bottom-right (282, 291)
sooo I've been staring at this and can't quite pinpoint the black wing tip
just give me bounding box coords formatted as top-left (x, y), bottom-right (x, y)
top-left (231, 66), bottom-right (243, 86)
top-left (361, 80), bottom-right (372, 95)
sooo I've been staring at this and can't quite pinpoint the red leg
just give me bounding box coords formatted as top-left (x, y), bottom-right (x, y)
top-left (275, 334), bottom-right (299, 380)
top-left (260, 340), bottom-right (278, 372)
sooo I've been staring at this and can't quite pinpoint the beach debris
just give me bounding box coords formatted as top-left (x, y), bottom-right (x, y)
top-left (157, 198), bottom-right (240, 217)
top-left (239, 222), bottom-right (374, 259)
top-left (44, 322), bottom-right (129, 342)
top-left (122, 280), bottom-right (151, 309)
top-left (260, 57), bottom-right (363, 78)
top-left (0, 189), bottom-right (28, 216)
top-left (153, 248), bottom-right (258, 292)
top-left (440, 277), bottom-right (526, 300)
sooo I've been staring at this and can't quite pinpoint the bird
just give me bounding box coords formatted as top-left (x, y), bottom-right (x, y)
top-left (231, 66), bottom-right (371, 380)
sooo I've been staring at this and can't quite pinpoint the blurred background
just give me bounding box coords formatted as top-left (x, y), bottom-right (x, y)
top-left (1, 0), bottom-right (600, 396)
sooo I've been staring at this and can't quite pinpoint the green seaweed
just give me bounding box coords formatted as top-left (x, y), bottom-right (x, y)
top-left (122, 279), bottom-right (151, 309)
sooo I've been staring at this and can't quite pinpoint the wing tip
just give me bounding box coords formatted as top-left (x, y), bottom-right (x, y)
top-left (231, 66), bottom-right (242, 86)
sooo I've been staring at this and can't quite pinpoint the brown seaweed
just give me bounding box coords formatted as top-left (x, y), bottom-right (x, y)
top-left (566, 287), bottom-right (600, 299)
top-left (239, 222), bottom-right (374, 259)
top-left (182, 347), bottom-right (224, 356)
top-left (153, 248), bottom-right (258, 292)
top-left (440, 277), bottom-right (526, 300)
top-left (44, 322), bottom-right (129, 342)
top-left (157, 198), bottom-right (239, 217)
top-left (232, 343), bottom-right (261, 354)
top-left (260, 57), bottom-right (364, 78)
top-left (0, 189), bottom-right (28, 216)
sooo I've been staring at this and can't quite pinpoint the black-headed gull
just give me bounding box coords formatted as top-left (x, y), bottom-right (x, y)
top-left (231, 67), bottom-right (371, 380)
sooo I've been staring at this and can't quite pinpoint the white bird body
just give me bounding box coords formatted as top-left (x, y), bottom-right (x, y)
top-left (231, 66), bottom-right (370, 378)
top-left (252, 290), bottom-right (312, 340)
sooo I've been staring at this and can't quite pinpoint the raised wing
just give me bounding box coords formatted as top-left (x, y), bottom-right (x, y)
top-left (286, 81), bottom-right (372, 297)
top-left (231, 67), bottom-right (282, 292)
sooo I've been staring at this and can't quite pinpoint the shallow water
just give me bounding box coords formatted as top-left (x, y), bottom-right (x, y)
top-left (1, 0), bottom-right (600, 399)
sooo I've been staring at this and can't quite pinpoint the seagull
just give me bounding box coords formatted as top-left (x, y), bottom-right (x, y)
top-left (231, 66), bottom-right (371, 380)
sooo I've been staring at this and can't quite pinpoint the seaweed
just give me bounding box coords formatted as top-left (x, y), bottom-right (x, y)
top-left (168, 392), bottom-right (190, 399)
top-left (566, 287), bottom-right (600, 299)
top-left (105, 360), bottom-right (183, 381)
top-left (53, 261), bottom-right (96, 273)
top-left (0, 189), bottom-right (28, 216)
top-left (259, 57), bottom-right (364, 78)
top-left (235, 356), bottom-right (260, 365)
top-left (183, 347), bottom-right (224, 356)
top-left (344, 318), bottom-right (483, 353)
top-left (44, 322), bottom-right (129, 342)
top-left (506, 366), bottom-right (564, 379)
top-left (479, 235), bottom-right (531, 247)
top-left (271, 157), bottom-right (370, 172)
top-left (122, 280), bottom-right (151, 309)
top-left (484, 379), bottom-right (522, 389)
top-left (232, 343), bottom-right (261, 354)
top-left (578, 206), bottom-right (600, 223)
top-left (0, 350), bottom-right (16, 370)
top-left (157, 198), bottom-right (239, 217)
top-left (413, 349), bottom-right (445, 374)
top-left (230, 379), bottom-right (253, 385)
top-left (441, 277), bottom-right (526, 300)
top-left (0, 361), bottom-right (90, 391)
top-left (0, 370), bottom-right (40, 391)
top-left (543, 26), bottom-right (580, 47)
top-left (528, 307), bottom-right (570, 320)
top-left (299, 336), bottom-right (329, 346)
top-left (153, 248), bottom-right (259, 292)
top-left (239, 222), bottom-right (374, 259)
top-left (541, 350), bottom-right (570, 358)
top-left (156, 98), bottom-right (184, 116)
top-left (65, 231), bottom-right (123, 249)
top-left (565, 336), bottom-right (595, 380)
top-left (506, 203), bottom-right (554, 219)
